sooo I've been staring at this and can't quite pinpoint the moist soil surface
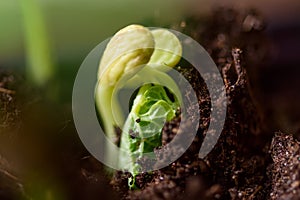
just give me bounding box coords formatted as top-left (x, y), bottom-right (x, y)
top-left (1, 8), bottom-right (300, 200)
top-left (111, 9), bottom-right (300, 200)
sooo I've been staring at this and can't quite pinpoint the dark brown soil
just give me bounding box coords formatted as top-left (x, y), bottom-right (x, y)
top-left (270, 132), bottom-right (300, 200)
top-left (0, 72), bottom-right (18, 132)
top-left (0, 72), bottom-right (27, 200)
top-left (110, 8), bottom-right (300, 200)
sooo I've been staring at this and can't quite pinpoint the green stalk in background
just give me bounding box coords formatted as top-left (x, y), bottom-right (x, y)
top-left (20, 0), bottom-right (55, 87)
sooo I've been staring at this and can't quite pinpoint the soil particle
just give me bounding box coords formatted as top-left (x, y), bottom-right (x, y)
top-left (269, 132), bottom-right (300, 200)
top-left (0, 72), bottom-right (18, 131)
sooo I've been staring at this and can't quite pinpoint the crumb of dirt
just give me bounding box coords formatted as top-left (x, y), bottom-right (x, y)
top-left (269, 132), bottom-right (300, 200)
top-left (0, 72), bottom-right (18, 131)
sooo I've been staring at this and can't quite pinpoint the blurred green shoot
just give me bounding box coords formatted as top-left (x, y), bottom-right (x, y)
top-left (20, 0), bottom-right (55, 87)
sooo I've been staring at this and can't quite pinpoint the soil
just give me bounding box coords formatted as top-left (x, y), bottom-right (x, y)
top-left (1, 8), bottom-right (300, 200)
top-left (0, 72), bottom-right (26, 200)
top-left (110, 9), bottom-right (300, 200)
top-left (0, 72), bottom-right (18, 131)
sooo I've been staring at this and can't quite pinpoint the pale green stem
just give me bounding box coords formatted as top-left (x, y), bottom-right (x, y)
top-left (95, 83), bottom-right (120, 168)
top-left (95, 84), bottom-right (116, 141)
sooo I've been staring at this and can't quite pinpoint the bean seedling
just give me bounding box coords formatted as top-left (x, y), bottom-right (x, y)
top-left (95, 25), bottom-right (182, 188)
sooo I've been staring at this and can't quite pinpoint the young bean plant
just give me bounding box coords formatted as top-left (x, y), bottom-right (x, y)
top-left (95, 25), bottom-right (182, 188)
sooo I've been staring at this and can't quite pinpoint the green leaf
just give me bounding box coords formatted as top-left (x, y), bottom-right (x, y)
top-left (119, 84), bottom-right (179, 189)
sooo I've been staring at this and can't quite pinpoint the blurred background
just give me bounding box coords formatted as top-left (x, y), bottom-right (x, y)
top-left (0, 0), bottom-right (300, 199)
top-left (1, 0), bottom-right (185, 101)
